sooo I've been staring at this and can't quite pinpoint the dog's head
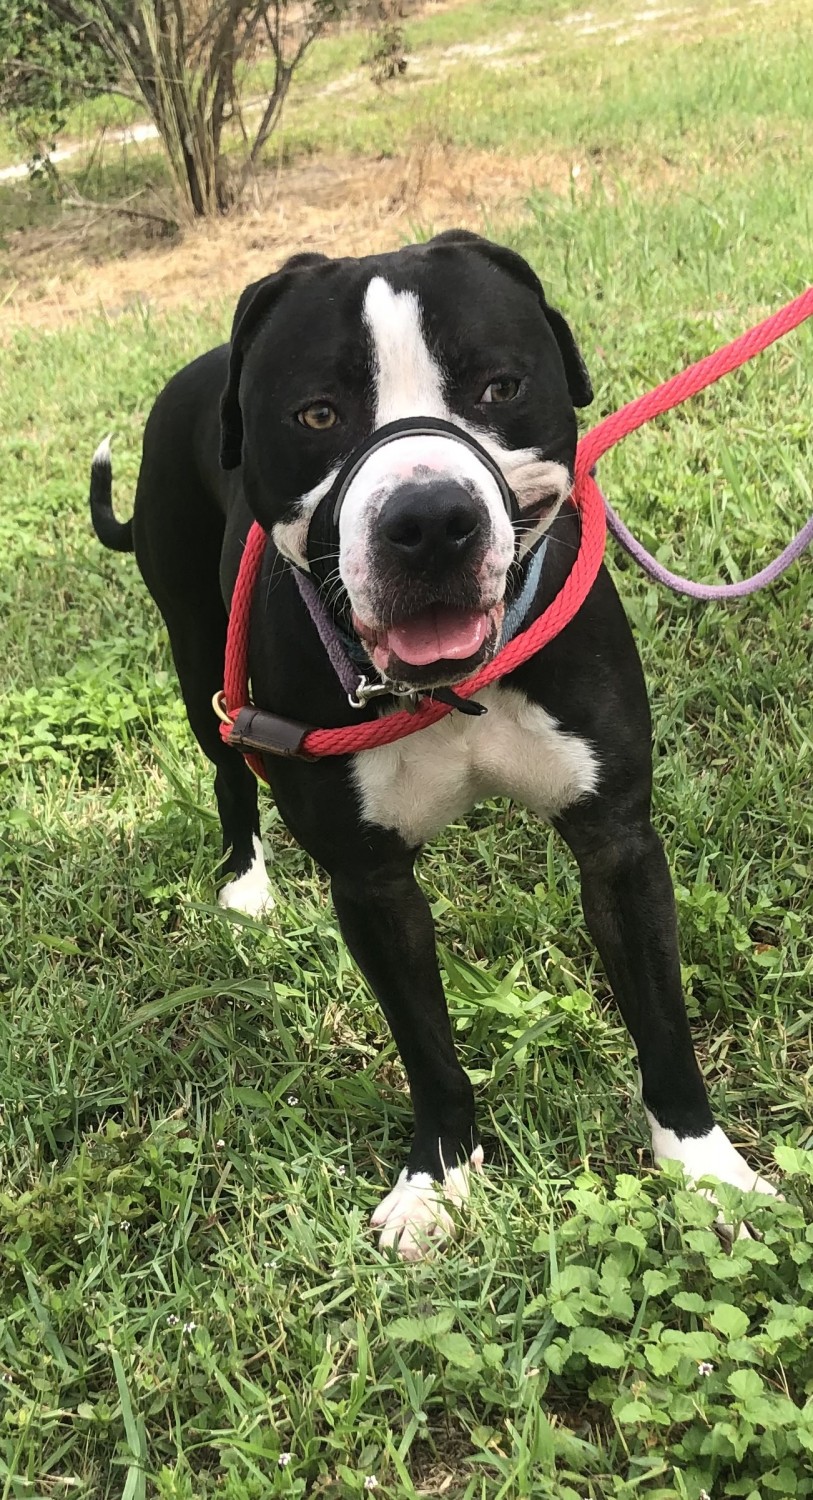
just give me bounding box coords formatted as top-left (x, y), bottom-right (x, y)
top-left (221, 231), bottom-right (592, 688)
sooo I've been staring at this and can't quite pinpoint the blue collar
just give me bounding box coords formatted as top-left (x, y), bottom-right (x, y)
top-left (500, 537), bottom-right (548, 645)
top-left (337, 537), bottom-right (548, 667)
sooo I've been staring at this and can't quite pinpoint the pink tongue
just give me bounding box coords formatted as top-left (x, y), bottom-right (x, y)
top-left (386, 607), bottom-right (489, 666)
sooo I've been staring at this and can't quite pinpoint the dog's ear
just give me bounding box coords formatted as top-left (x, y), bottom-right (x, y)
top-left (220, 253), bottom-right (330, 470)
top-left (429, 232), bottom-right (593, 409)
top-left (476, 241), bottom-right (593, 409)
top-left (426, 228), bottom-right (484, 248)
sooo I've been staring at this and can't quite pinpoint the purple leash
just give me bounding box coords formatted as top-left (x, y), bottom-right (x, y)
top-left (294, 569), bottom-right (364, 697)
top-left (601, 487), bottom-right (813, 600)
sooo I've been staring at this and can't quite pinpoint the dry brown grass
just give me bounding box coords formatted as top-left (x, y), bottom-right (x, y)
top-left (0, 143), bottom-right (582, 335)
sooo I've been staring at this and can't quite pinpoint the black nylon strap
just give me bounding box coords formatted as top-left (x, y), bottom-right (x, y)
top-left (327, 414), bottom-right (518, 528)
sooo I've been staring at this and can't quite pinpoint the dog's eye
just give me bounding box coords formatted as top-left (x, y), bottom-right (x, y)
top-left (479, 377), bottom-right (521, 405)
top-left (298, 403), bottom-right (339, 430)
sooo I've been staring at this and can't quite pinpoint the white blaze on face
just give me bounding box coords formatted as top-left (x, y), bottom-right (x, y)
top-left (364, 276), bottom-right (449, 425)
top-left (360, 275), bottom-right (573, 557)
top-left (340, 276), bottom-right (517, 623)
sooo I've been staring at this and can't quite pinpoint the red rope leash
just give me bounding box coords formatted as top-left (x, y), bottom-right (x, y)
top-left (575, 285), bottom-right (813, 477)
top-left (220, 286), bottom-right (813, 772)
top-left (221, 521), bottom-right (270, 780)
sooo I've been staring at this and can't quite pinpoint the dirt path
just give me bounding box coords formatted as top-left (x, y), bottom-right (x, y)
top-left (0, 123), bottom-right (161, 184)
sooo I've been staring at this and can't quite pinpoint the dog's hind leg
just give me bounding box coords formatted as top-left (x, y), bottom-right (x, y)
top-left (135, 496), bottom-right (271, 915)
top-left (164, 603), bottom-right (272, 917)
top-left (120, 353), bottom-right (271, 915)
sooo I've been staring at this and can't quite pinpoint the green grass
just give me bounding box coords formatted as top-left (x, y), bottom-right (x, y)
top-left (0, 0), bottom-right (573, 169)
top-left (3, 0), bottom-right (811, 225)
top-left (1, 0), bottom-right (813, 1494)
top-left (274, 0), bottom-right (813, 162)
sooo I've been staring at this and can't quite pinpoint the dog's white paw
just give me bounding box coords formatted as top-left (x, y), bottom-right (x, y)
top-left (371, 1145), bottom-right (484, 1261)
top-left (218, 836), bottom-right (274, 918)
top-left (647, 1115), bottom-right (779, 1239)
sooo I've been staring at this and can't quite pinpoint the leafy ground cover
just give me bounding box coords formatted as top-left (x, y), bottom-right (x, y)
top-left (0, 0), bottom-right (812, 1493)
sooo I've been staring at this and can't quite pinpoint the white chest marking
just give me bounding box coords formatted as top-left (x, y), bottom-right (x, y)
top-left (351, 685), bottom-right (599, 846)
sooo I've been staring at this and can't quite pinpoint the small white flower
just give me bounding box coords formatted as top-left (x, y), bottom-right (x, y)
top-left (166, 1314), bottom-right (179, 1326)
top-left (697, 1361), bottom-right (714, 1378)
top-left (216, 1138), bottom-right (225, 1149)
top-left (119, 1220), bottom-right (130, 1231)
top-left (336, 1164), bottom-right (346, 1177)
top-left (183, 1321), bottom-right (197, 1334)
top-left (699, 1491), bottom-right (711, 1500)
top-left (363, 1479), bottom-right (378, 1492)
top-left (1, 1373), bottom-right (12, 1383)
top-left (287, 1095), bottom-right (299, 1106)
top-left (278, 1452), bottom-right (292, 1467)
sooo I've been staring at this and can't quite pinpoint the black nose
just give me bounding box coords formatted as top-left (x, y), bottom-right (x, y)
top-left (379, 482), bottom-right (484, 572)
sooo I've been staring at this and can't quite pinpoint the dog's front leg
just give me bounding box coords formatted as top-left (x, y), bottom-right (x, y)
top-left (556, 805), bottom-right (778, 1215)
top-left (331, 864), bottom-right (481, 1259)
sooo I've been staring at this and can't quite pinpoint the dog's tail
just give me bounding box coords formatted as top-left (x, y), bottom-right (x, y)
top-left (89, 435), bottom-right (133, 553)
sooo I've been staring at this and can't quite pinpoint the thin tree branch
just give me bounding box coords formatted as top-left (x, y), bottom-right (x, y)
top-left (62, 184), bottom-right (178, 228)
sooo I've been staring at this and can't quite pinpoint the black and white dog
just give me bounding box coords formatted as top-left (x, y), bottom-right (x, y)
top-left (90, 230), bottom-right (777, 1257)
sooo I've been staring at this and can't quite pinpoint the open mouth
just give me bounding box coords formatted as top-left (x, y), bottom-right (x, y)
top-left (353, 602), bottom-right (504, 682)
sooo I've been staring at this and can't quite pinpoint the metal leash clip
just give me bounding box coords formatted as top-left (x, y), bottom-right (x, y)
top-left (348, 675), bottom-right (420, 710)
